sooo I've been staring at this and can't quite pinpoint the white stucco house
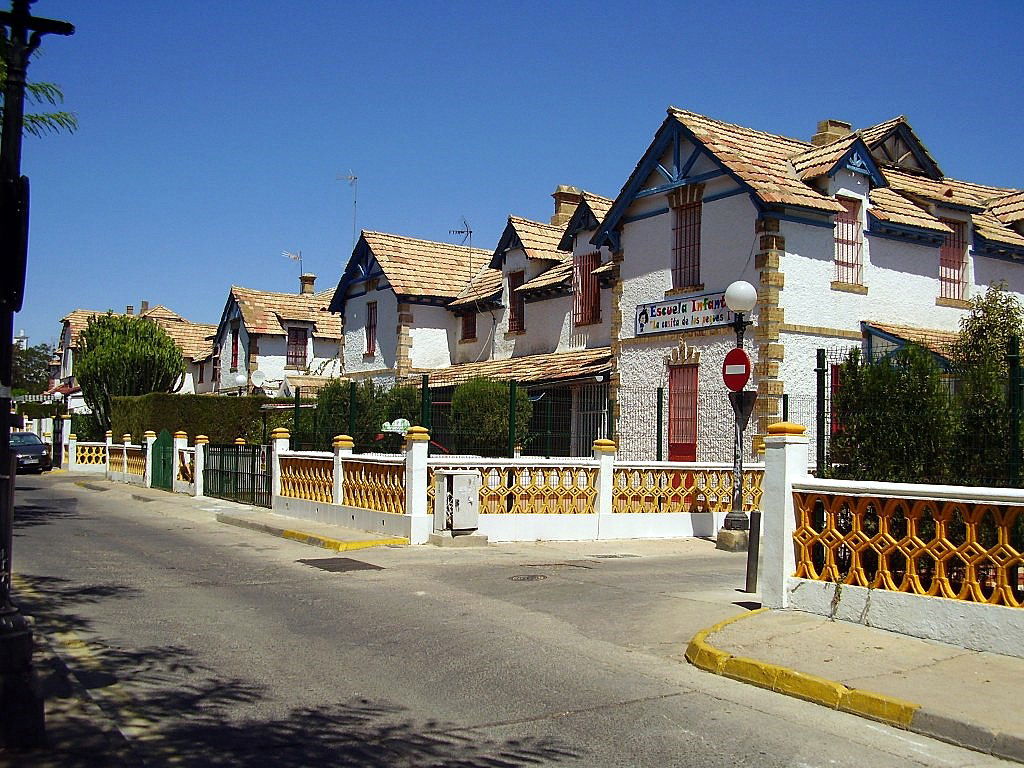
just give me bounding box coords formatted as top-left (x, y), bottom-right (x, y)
top-left (594, 108), bottom-right (1024, 461)
top-left (50, 302), bottom-right (216, 411)
top-left (210, 275), bottom-right (342, 395)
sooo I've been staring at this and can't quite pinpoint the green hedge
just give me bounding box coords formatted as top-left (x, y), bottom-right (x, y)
top-left (111, 393), bottom-right (298, 444)
top-left (17, 401), bottom-right (65, 420)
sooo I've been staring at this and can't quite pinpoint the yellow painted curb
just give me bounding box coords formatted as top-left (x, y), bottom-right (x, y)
top-left (685, 607), bottom-right (920, 730)
top-left (280, 529), bottom-right (408, 552)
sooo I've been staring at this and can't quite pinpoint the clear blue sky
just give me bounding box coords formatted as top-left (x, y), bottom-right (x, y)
top-left (14, 0), bottom-right (1024, 347)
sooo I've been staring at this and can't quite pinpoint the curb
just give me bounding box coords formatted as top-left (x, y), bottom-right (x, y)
top-left (215, 512), bottom-right (408, 552)
top-left (685, 610), bottom-right (1024, 763)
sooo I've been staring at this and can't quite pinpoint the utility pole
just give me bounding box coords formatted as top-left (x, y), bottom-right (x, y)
top-left (0, 0), bottom-right (73, 748)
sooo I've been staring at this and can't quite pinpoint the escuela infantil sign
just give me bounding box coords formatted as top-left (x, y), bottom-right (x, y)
top-left (635, 290), bottom-right (742, 337)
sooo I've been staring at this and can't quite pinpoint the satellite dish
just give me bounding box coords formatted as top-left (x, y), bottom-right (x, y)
top-left (251, 370), bottom-right (266, 386)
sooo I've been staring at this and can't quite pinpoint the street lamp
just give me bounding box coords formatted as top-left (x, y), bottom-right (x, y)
top-left (722, 280), bottom-right (756, 534)
top-left (233, 372), bottom-right (248, 396)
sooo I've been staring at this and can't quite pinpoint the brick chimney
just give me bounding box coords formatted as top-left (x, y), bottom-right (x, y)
top-left (299, 273), bottom-right (316, 295)
top-left (140, 300), bottom-right (149, 313)
top-left (125, 305), bottom-right (134, 315)
top-left (550, 185), bottom-right (583, 227)
top-left (811, 119), bottom-right (853, 147)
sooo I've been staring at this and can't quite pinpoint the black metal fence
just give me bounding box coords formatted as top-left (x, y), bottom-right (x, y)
top-left (203, 444), bottom-right (272, 508)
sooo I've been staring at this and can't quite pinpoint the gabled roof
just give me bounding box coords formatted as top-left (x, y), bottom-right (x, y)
top-left (858, 116), bottom-right (943, 179)
top-left (885, 168), bottom-right (1011, 212)
top-left (864, 321), bottom-right (958, 360)
top-left (867, 187), bottom-right (952, 234)
top-left (229, 286), bottom-right (341, 339)
top-left (990, 191), bottom-right (1024, 225)
top-left (491, 216), bottom-right (566, 268)
top-left (517, 260), bottom-right (575, 296)
top-left (789, 134), bottom-right (885, 186)
top-left (361, 230), bottom-right (491, 299)
top-left (447, 264), bottom-right (504, 311)
top-left (558, 191), bottom-right (614, 250)
top-left (420, 347), bottom-right (612, 388)
top-left (972, 211), bottom-right (1024, 255)
top-left (60, 307), bottom-right (216, 361)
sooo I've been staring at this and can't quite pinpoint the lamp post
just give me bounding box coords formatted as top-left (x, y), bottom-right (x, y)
top-left (233, 371), bottom-right (248, 396)
top-left (717, 280), bottom-right (757, 553)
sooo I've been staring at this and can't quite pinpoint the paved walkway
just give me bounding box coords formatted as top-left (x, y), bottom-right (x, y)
top-left (687, 607), bottom-right (1024, 763)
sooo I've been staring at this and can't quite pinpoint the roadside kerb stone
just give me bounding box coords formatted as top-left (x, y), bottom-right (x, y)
top-left (215, 512), bottom-right (408, 552)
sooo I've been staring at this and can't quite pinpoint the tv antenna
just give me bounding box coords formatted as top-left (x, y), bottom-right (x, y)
top-left (282, 249), bottom-right (303, 276)
top-left (338, 170), bottom-right (358, 255)
top-left (450, 216), bottom-right (473, 249)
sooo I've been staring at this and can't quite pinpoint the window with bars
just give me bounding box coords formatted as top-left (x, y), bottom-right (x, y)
top-left (365, 301), bottom-right (377, 354)
top-left (671, 201), bottom-right (701, 290)
top-left (461, 312), bottom-right (477, 341)
top-left (198, 362), bottom-right (204, 384)
top-left (230, 327), bottom-right (239, 369)
top-left (287, 327), bottom-right (308, 367)
top-left (508, 271), bottom-right (526, 332)
top-left (834, 197), bottom-right (863, 285)
top-left (939, 219), bottom-right (968, 301)
top-left (573, 251), bottom-right (601, 326)
top-left (668, 364), bottom-right (698, 461)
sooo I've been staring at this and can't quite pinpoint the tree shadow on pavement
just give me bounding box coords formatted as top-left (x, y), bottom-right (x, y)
top-left (11, 496), bottom-right (82, 530)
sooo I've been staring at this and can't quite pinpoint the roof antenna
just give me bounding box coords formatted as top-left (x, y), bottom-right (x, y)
top-left (450, 217), bottom-right (474, 287)
top-left (337, 171), bottom-right (358, 256)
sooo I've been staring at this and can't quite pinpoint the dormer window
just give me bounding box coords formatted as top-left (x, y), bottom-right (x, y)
top-left (508, 271), bottom-right (525, 332)
top-left (287, 327), bottom-right (308, 368)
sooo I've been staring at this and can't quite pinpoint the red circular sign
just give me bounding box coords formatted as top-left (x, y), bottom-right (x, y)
top-left (722, 348), bottom-right (751, 392)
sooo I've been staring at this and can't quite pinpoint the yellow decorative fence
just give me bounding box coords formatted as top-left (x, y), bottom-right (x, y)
top-left (428, 463), bottom-right (599, 515)
top-left (341, 459), bottom-right (406, 515)
top-left (177, 449), bottom-right (195, 483)
top-left (109, 448), bottom-right (125, 474)
top-left (279, 456), bottom-right (333, 503)
top-left (793, 490), bottom-right (1024, 609)
top-left (75, 443), bottom-right (107, 466)
top-left (612, 465), bottom-right (763, 514)
top-left (125, 447), bottom-right (146, 476)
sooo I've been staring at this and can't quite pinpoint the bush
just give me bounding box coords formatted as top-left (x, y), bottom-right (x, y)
top-left (299, 381), bottom-right (421, 451)
top-left (111, 393), bottom-right (295, 444)
top-left (450, 378), bottom-right (532, 456)
top-left (71, 412), bottom-right (105, 442)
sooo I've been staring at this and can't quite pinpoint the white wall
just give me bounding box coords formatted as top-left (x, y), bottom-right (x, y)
top-left (343, 283), bottom-right (398, 375)
top-left (409, 304), bottom-right (452, 369)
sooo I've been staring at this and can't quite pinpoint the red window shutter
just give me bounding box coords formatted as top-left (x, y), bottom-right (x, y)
top-left (671, 202), bottom-right (701, 290)
top-left (231, 328), bottom-right (239, 369)
top-left (508, 271), bottom-right (525, 332)
top-left (668, 365), bottom-right (698, 461)
top-left (461, 312), bottom-right (476, 341)
top-left (573, 251), bottom-right (601, 326)
top-left (834, 198), bottom-right (863, 284)
top-left (365, 301), bottom-right (377, 354)
top-left (939, 220), bottom-right (967, 300)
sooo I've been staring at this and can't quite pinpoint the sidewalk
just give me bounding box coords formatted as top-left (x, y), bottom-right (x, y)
top-left (687, 607), bottom-right (1024, 763)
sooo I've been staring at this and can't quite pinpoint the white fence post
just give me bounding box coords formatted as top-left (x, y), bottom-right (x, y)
top-left (332, 434), bottom-right (353, 505)
top-left (760, 421), bottom-right (810, 609)
top-left (194, 435), bottom-right (207, 497)
top-left (143, 430), bottom-right (156, 487)
top-left (592, 438), bottom-right (616, 515)
top-left (122, 434), bottom-right (131, 482)
top-left (172, 431), bottom-right (187, 489)
top-left (404, 426), bottom-right (430, 517)
top-left (67, 433), bottom-right (78, 471)
top-left (104, 430), bottom-right (112, 473)
top-left (60, 414), bottom-right (71, 467)
top-left (271, 428), bottom-right (290, 498)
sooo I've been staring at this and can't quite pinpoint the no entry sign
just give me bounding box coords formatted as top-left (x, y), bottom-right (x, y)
top-left (722, 347), bottom-right (751, 392)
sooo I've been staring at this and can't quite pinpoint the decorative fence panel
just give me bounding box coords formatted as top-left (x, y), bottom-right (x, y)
top-left (75, 442), bottom-right (107, 467)
top-left (279, 454), bottom-right (334, 504)
top-left (792, 486), bottom-right (1024, 609)
top-left (340, 458), bottom-right (405, 515)
top-left (204, 444), bottom-right (272, 508)
top-left (109, 447), bottom-right (125, 474)
top-left (428, 459), bottom-right (600, 515)
top-left (612, 464), bottom-right (763, 514)
top-left (125, 447), bottom-right (146, 476)
top-left (177, 448), bottom-right (195, 484)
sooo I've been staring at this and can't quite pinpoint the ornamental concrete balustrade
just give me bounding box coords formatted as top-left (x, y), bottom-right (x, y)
top-left (759, 422), bottom-right (1024, 659)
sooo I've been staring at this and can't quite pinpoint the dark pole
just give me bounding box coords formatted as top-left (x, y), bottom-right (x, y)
top-left (815, 349), bottom-right (827, 475)
top-left (507, 380), bottom-right (517, 458)
top-left (656, 386), bottom-right (664, 462)
top-left (0, 1), bottom-right (74, 748)
top-left (1007, 336), bottom-right (1021, 487)
top-left (722, 310), bottom-right (752, 532)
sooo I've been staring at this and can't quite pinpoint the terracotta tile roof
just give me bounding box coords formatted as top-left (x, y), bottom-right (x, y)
top-left (60, 308), bottom-right (216, 361)
top-left (507, 216), bottom-right (567, 261)
top-left (362, 230), bottom-right (491, 300)
top-left (790, 134), bottom-right (859, 179)
top-left (668, 108), bottom-right (843, 213)
top-left (884, 168), bottom-right (1013, 211)
top-left (421, 347), bottom-right (612, 387)
top-left (284, 374), bottom-right (344, 393)
top-left (868, 187), bottom-right (952, 234)
top-left (857, 116), bottom-right (907, 146)
top-left (591, 261), bottom-right (618, 276)
top-left (139, 305), bottom-right (185, 322)
top-left (972, 211), bottom-right (1024, 250)
top-left (448, 265), bottom-right (504, 309)
top-left (581, 191), bottom-right (613, 224)
top-left (518, 261), bottom-right (574, 293)
top-left (866, 322), bottom-right (958, 359)
top-left (231, 286), bottom-right (341, 339)
top-left (989, 191), bottom-right (1024, 225)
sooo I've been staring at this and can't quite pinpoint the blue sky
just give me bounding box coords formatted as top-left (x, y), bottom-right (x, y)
top-left (14, 0), bottom-right (1024, 347)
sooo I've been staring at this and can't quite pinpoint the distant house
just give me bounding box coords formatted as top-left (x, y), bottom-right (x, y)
top-left (210, 274), bottom-right (342, 395)
top-left (50, 301), bottom-right (216, 412)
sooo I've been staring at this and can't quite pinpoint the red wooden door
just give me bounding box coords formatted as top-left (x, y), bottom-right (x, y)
top-left (668, 365), bottom-right (698, 461)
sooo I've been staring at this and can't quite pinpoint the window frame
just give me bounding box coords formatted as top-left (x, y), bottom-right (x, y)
top-left (461, 311), bottom-right (477, 341)
top-left (671, 201), bottom-right (702, 290)
top-left (573, 251), bottom-right (602, 326)
top-left (365, 300), bottom-right (378, 355)
top-left (834, 197), bottom-right (864, 285)
top-left (230, 327), bottom-right (239, 370)
top-left (286, 326), bottom-right (309, 368)
top-left (508, 271), bottom-right (526, 332)
top-left (667, 364), bottom-right (698, 461)
top-left (939, 218), bottom-right (968, 301)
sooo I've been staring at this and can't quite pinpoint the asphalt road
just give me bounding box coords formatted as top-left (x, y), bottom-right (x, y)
top-left (9, 472), bottom-right (1013, 767)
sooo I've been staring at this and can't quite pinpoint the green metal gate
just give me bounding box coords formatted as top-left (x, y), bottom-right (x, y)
top-left (151, 429), bottom-right (174, 491)
top-left (203, 444), bottom-right (273, 508)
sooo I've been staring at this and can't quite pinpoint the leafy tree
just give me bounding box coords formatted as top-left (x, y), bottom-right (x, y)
top-left (0, 46), bottom-right (78, 136)
top-left (830, 345), bottom-right (954, 483)
top-left (450, 378), bottom-right (532, 457)
top-left (12, 341), bottom-right (52, 393)
top-left (76, 314), bottom-right (185, 429)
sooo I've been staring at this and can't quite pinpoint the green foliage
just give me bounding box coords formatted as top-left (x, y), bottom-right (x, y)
top-left (0, 48), bottom-right (78, 136)
top-left (71, 412), bottom-right (105, 442)
top-left (300, 381), bottom-right (421, 451)
top-left (450, 378), bottom-right (532, 457)
top-left (12, 342), bottom-right (52, 393)
top-left (949, 281), bottom-right (1024, 374)
top-left (77, 314), bottom-right (186, 428)
top-left (830, 345), bottom-right (954, 483)
top-left (111, 393), bottom-right (291, 444)
top-left (17, 400), bottom-right (64, 421)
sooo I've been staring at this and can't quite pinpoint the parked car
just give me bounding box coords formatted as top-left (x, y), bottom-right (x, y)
top-left (11, 432), bottom-right (52, 473)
